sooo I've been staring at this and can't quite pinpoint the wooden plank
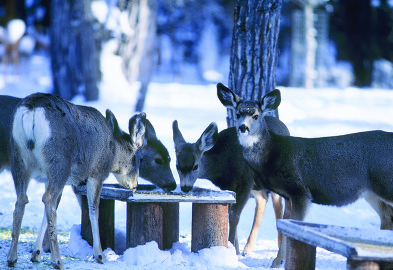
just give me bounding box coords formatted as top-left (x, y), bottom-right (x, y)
top-left (277, 219), bottom-right (355, 258)
top-left (80, 196), bottom-right (115, 250)
top-left (191, 203), bottom-right (229, 252)
top-left (74, 184), bottom-right (236, 204)
top-left (126, 202), bottom-right (163, 249)
top-left (285, 237), bottom-right (316, 270)
top-left (278, 220), bottom-right (393, 261)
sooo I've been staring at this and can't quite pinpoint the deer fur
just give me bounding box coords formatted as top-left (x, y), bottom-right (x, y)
top-left (173, 119), bottom-right (291, 255)
top-left (217, 82), bottom-right (393, 267)
top-left (7, 93), bottom-right (146, 269)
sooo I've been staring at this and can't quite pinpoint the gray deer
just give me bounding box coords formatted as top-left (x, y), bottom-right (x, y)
top-left (217, 82), bottom-right (393, 267)
top-left (7, 93), bottom-right (146, 269)
top-left (0, 95), bottom-right (176, 254)
top-left (172, 119), bottom-right (291, 255)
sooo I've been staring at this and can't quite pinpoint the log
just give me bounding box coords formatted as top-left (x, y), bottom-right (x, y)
top-left (126, 202), bottom-right (163, 249)
top-left (191, 203), bottom-right (229, 252)
top-left (285, 237), bottom-right (316, 270)
top-left (347, 260), bottom-right (380, 270)
top-left (161, 202), bottom-right (179, 250)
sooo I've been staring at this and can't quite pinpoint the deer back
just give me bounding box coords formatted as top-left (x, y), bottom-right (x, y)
top-left (12, 93), bottom-right (146, 190)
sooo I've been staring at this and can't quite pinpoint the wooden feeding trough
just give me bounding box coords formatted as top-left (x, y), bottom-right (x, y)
top-left (73, 183), bottom-right (236, 252)
top-left (277, 219), bottom-right (393, 270)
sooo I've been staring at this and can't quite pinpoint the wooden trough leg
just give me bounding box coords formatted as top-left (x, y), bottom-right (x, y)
top-left (347, 260), bottom-right (380, 270)
top-left (191, 203), bottom-right (229, 252)
top-left (285, 237), bottom-right (316, 270)
top-left (81, 196), bottom-right (115, 250)
top-left (126, 202), bottom-right (163, 249)
top-left (161, 202), bottom-right (179, 250)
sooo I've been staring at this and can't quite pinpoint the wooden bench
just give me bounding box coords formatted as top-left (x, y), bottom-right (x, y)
top-left (73, 183), bottom-right (236, 252)
top-left (277, 219), bottom-right (393, 270)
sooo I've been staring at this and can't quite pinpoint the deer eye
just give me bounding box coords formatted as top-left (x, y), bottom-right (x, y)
top-left (155, 158), bottom-right (163, 165)
top-left (253, 115), bottom-right (258, 120)
top-left (236, 114), bottom-right (241, 119)
top-left (193, 164), bottom-right (199, 171)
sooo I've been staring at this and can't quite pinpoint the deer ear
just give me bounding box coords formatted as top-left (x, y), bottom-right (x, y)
top-left (196, 122), bottom-right (218, 153)
top-left (172, 120), bottom-right (186, 150)
top-left (144, 118), bottom-right (157, 140)
top-left (106, 109), bottom-right (122, 137)
top-left (217, 83), bottom-right (241, 109)
top-left (129, 112), bottom-right (146, 148)
top-left (260, 89), bottom-right (281, 113)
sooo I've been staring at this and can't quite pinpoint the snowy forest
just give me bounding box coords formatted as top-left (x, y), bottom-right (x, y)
top-left (0, 0), bottom-right (393, 270)
top-left (1, 0), bottom-right (393, 105)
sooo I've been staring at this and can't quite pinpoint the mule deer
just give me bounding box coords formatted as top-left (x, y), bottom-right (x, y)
top-left (172, 119), bottom-right (290, 255)
top-left (7, 93), bottom-right (146, 269)
top-left (0, 95), bottom-right (176, 254)
top-left (217, 82), bottom-right (393, 267)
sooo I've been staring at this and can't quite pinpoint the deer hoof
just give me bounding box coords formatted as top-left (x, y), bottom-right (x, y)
top-left (7, 258), bottom-right (17, 267)
top-left (243, 244), bottom-right (253, 256)
top-left (31, 249), bottom-right (42, 262)
top-left (94, 253), bottom-right (106, 264)
top-left (271, 257), bottom-right (284, 268)
top-left (52, 259), bottom-right (64, 270)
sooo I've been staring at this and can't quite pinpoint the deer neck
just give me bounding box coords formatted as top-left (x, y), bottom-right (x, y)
top-left (240, 121), bottom-right (272, 171)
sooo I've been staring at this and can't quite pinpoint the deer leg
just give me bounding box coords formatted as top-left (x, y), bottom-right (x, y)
top-left (271, 192), bottom-right (284, 249)
top-left (364, 193), bottom-right (393, 230)
top-left (42, 182), bottom-right (64, 270)
top-left (243, 189), bottom-right (268, 256)
top-left (271, 196), bottom-right (309, 268)
top-left (7, 151), bottom-right (31, 267)
top-left (229, 185), bottom-right (251, 254)
top-left (86, 179), bottom-right (105, 264)
top-left (31, 211), bottom-right (48, 262)
top-left (42, 192), bottom-right (63, 253)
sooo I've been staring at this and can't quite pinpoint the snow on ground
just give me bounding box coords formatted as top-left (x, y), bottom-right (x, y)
top-left (0, 45), bottom-right (392, 269)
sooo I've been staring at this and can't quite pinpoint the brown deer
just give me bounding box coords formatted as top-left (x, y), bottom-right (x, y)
top-left (173, 119), bottom-right (291, 255)
top-left (7, 93), bottom-right (146, 269)
top-left (217, 82), bottom-right (393, 267)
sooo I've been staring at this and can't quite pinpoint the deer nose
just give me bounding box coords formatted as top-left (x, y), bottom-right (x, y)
top-left (163, 182), bottom-right (177, 192)
top-left (181, 185), bottom-right (192, 193)
top-left (239, 124), bottom-right (249, 133)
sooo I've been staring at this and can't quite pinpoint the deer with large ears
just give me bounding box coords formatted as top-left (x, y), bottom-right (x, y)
top-left (7, 93), bottom-right (146, 269)
top-left (217, 82), bottom-right (393, 267)
top-left (173, 118), bottom-right (291, 255)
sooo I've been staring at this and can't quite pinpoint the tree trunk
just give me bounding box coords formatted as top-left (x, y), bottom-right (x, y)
top-left (303, 3), bottom-right (316, 89)
top-left (118, 0), bottom-right (157, 112)
top-left (227, 0), bottom-right (283, 127)
top-left (50, 0), bottom-right (101, 101)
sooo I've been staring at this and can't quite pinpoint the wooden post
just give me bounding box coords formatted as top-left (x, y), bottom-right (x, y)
top-left (347, 260), bottom-right (380, 270)
top-left (191, 203), bottom-right (228, 252)
top-left (80, 196), bottom-right (115, 250)
top-left (126, 202), bottom-right (163, 249)
top-left (161, 202), bottom-right (179, 250)
top-left (285, 237), bottom-right (316, 270)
